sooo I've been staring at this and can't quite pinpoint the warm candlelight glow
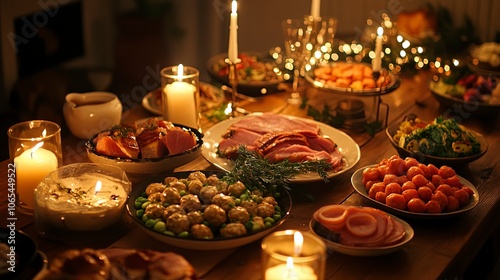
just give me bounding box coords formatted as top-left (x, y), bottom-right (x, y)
top-left (294, 231), bottom-right (304, 256)
top-left (377, 26), bottom-right (383, 36)
top-left (373, 27), bottom-right (384, 72)
top-left (228, 0), bottom-right (239, 62)
top-left (231, 0), bottom-right (237, 13)
top-left (30, 142), bottom-right (44, 158)
top-left (94, 180), bottom-right (102, 195)
top-left (176, 64), bottom-right (184, 80)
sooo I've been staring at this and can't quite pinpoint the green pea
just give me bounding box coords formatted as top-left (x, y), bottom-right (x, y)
top-left (273, 214), bottom-right (282, 221)
top-left (252, 222), bottom-right (264, 232)
top-left (245, 221), bottom-right (254, 231)
top-left (153, 221), bottom-right (166, 233)
top-left (141, 214), bottom-right (150, 223)
top-left (264, 217), bottom-right (275, 224)
top-left (265, 221), bottom-right (273, 228)
top-left (163, 202), bottom-right (170, 207)
top-left (134, 201), bottom-right (143, 209)
top-left (179, 190), bottom-right (187, 196)
top-left (274, 205), bottom-right (281, 212)
top-left (137, 197), bottom-right (149, 202)
top-left (141, 201), bottom-right (151, 209)
top-left (274, 192), bottom-right (281, 199)
top-left (145, 219), bottom-right (157, 229)
top-left (178, 231), bottom-right (189, 238)
top-left (141, 192), bottom-right (148, 198)
top-left (239, 193), bottom-right (248, 201)
top-left (136, 209), bottom-right (144, 218)
top-left (234, 198), bottom-right (241, 206)
top-left (163, 230), bottom-right (175, 236)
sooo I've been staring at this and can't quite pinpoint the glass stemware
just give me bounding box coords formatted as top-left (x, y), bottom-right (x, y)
top-left (282, 18), bottom-right (314, 104)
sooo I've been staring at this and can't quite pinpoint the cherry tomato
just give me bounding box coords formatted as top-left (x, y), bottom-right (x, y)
top-left (362, 167), bottom-right (380, 182)
top-left (386, 193), bottom-right (407, 210)
top-left (375, 191), bottom-right (387, 203)
top-left (401, 181), bottom-right (417, 191)
top-left (444, 196), bottom-right (460, 212)
top-left (444, 175), bottom-right (462, 189)
top-left (412, 174), bottom-right (428, 188)
top-left (461, 186), bottom-right (475, 197)
top-left (407, 197), bottom-right (426, 213)
top-left (397, 175), bottom-right (409, 185)
top-left (427, 164), bottom-right (440, 176)
top-left (402, 189), bottom-right (419, 203)
top-left (418, 163), bottom-right (431, 179)
top-left (436, 184), bottom-right (454, 197)
top-left (388, 156), bottom-right (406, 176)
top-left (368, 182), bottom-right (386, 199)
top-left (425, 200), bottom-right (442, 213)
top-left (365, 180), bottom-right (380, 191)
top-left (418, 186), bottom-right (433, 202)
top-left (385, 182), bottom-right (402, 195)
top-left (438, 165), bottom-right (456, 179)
top-left (383, 174), bottom-right (398, 185)
top-left (431, 191), bottom-right (449, 210)
top-left (431, 175), bottom-right (444, 187)
top-left (454, 189), bottom-right (470, 206)
top-left (404, 157), bottom-right (420, 170)
top-left (407, 166), bottom-right (425, 180)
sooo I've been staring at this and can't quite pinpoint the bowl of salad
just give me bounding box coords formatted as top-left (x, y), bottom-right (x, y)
top-left (207, 52), bottom-right (284, 97)
top-left (386, 114), bottom-right (488, 166)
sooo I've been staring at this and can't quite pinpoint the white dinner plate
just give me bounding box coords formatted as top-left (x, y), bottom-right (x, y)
top-left (142, 82), bottom-right (225, 115)
top-left (201, 113), bottom-right (361, 182)
top-left (351, 165), bottom-right (479, 219)
top-left (309, 215), bottom-right (414, 256)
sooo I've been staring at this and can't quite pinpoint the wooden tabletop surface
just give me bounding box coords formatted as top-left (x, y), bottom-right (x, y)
top-left (1, 71), bottom-right (499, 280)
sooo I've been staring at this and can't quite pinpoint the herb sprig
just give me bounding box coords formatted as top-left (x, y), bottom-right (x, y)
top-left (222, 146), bottom-right (332, 197)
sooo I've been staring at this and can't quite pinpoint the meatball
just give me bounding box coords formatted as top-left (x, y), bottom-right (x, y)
top-left (147, 192), bottom-right (162, 203)
top-left (228, 206), bottom-right (250, 224)
top-left (212, 194), bottom-right (235, 212)
top-left (163, 205), bottom-right (186, 220)
top-left (216, 180), bottom-right (229, 195)
top-left (240, 200), bottom-right (258, 216)
top-left (203, 204), bottom-right (226, 227)
top-left (180, 194), bottom-right (202, 212)
top-left (144, 203), bottom-right (165, 219)
top-left (170, 181), bottom-right (187, 192)
top-left (166, 213), bottom-right (190, 235)
top-left (220, 223), bottom-right (247, 238)
top-left (256, 202), bottom-right (275, 218)
top-left (187, 171), bottom-right (207, 184)
top-left (262, 196), bottom-right (278, 206)
top-left (187, 179), bottom-right (204, 196)
top-left (206, 174), bottom-right (220, 186)
top-left (187, 211), bottom-right (204, 225)
top-left (163, 177), bottom-right (178, 186)
top-left (228, 181), bottom-right (246, 197)
top-left (161, 187), bottom-right (181, 204)
top-left (251, 216), bottom-right (265, 232)
top-left (190, 224), bottom-right (214, 240)
top-left (199, 186), bottom-right (218, 205)
top-left (145, 183), bottom-right (165, 196)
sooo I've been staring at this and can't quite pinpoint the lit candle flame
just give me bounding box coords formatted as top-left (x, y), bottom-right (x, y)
top-left (94, 180), bottom-right (102, 195)
top-left (377, 26), bottom-right (383, 36)
top-left (30, 142), bottom-right (44, 159)
top-left (42, 129), bottom-right (47, 137)
top-left (286, 257), bottom-right (297, 279)
top-left (176, 64), bottom-right (184, 81)
top-left (294, 231), bottom-right (303, 256)
top-left (231, 0), bottom-right (237, 14)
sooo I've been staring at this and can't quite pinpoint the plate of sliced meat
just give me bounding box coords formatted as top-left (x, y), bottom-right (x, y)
top-left (310, 205), bottom-right (414, 256)
top-left (201, 112), bottom-right (360, 182)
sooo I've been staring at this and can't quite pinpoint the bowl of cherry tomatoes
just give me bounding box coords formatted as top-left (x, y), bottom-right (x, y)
top-left (351, 155), bottom-right (479, 219)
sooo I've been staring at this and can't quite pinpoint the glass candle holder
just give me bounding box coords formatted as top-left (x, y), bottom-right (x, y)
top-left (34, 163), bottom-right (131, 242)
top-left (261, 230), bottom-right (326, 280)
top-left (161, 64), bottom-right (200, 130)
top-left (8, 120), bottom-right (62, 214)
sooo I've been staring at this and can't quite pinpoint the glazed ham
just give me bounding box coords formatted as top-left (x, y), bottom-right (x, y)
top-left (93, 118), bottom-right (198, 159)
top-left (218, 114), bottom-right (344, 170)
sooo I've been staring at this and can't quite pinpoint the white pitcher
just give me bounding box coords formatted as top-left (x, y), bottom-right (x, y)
top-left (63, 92), bottom-right (122, 139)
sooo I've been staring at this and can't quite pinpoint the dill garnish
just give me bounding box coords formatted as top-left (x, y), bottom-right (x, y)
top-left (222, 146), bottom-right (332, 197)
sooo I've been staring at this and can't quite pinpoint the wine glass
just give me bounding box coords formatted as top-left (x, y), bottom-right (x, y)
top-left (282, 18), bottom-right (314, 104)
top-left (309, 17), bottom-right (337, 67)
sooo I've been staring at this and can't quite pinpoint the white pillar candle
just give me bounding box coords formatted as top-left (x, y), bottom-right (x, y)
top-left (163, 64), bottom-right (198, 128)
top-left (228, 0), bottom-right (239, 62)
top-left (14, 142), bottom-right (58, 208)
top-left (372, 27), bottom-right (384, 72)
top-left (310, 0), bottom-right (320, 19)
top-left (265, 257), bottom-right (318, 280)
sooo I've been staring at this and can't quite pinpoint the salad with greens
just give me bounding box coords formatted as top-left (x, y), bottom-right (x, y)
top-left (397, 116), bottom-right (481, 158)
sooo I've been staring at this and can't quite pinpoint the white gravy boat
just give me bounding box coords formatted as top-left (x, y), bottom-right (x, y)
top-left (63, 92), bottom-right (122, 139)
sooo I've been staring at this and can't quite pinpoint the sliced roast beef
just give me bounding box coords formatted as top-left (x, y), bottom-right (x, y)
top-left (230, 113), bottom-right (320, 134)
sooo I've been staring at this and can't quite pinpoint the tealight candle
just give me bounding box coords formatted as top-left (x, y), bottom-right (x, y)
top-left (34, 163), bottom-right (131, 240)
top-left (161, 64), bottom-right (200, 129)
top-left (373, 26), bottom-right (384, 72)
top-left (8, 120), bottom-right (62, 214)
top-left (228, 0), bottom-right (239, 62)
top-left (262, 230), bottom-right (326, 280)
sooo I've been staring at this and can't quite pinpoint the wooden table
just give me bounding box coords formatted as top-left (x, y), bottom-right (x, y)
top-left (1, 71), bottom-right (499, 280)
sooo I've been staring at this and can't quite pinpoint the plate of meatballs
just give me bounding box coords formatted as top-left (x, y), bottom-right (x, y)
top-left (126, 171), bottom-right (291, 250)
